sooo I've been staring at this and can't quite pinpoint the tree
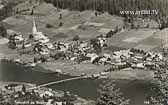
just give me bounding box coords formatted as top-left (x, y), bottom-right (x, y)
top-left (29, 34), bottom-right (34, 39)
top-left (97, 80), bottom-right (130, 105)
top-left (8, 40), bottom-right (16, 49)
top-left (159, 20), bottom-right (168, 30)
top-left (46, 23), bottom-right (54, 28)
top-left (59, 13), bottom-right (62, 19)
top-left (30, 9), bottom-right (34, 15)
top-left (0, 93), bottom-right (4, 101)
top-left (145, 61), bottom-right (168, 105)
top-left (59, 22), bottom-right (63, 27)
top-left (90, 38), bottom-right (102, 54)
top-left (72, 35), bottom-right (80, 41)
top-left (22, 85), bottom-right (26, 93)
top-left (95, 11), bottom-right (98, 17)
top-left (0, 25), bottom-right (7, 37)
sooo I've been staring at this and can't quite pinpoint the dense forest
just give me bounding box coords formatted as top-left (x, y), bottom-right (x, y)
top-left (44, 0), bottom-right (168, 19)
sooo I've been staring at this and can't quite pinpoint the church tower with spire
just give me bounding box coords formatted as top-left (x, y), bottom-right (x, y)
top-left (32, 18), bottom-right (37, 35)
top-left (31, 17), bottom-right (50, 43)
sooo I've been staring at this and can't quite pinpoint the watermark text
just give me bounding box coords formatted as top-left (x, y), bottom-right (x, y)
top-left (120, 10), bottom-right (159, 15)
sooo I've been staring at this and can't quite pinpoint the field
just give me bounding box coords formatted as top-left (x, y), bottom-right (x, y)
top-left (2, 2), bottom-right (124, 42)
top-left (3, 1), bottom-right (164, 52)
top-left (39, 60), bottom-right (111, 76)
top-left (106, 28), bottom-right (167, 52)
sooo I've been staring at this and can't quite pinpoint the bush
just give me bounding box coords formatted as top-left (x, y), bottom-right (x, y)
top-left (0, 25), bottom-right (7, 37)
top-left (90, 38), bottom-right (102, 54)
top-left (72, 35), bottom-right (80, 41)
top-left (59, 22), bottom-right (63, 27)
top-left (29, 34), bottom-right (34, 39)
top-left (30, 9), bottom-right (34, 15)
top-left (46, 23), bottom-right (54, 28)
top-left (8, 41), bottom-right (16, 49)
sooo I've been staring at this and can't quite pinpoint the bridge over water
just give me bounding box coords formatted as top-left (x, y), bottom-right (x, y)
top-left (28, 76), bottom-right (89, 90)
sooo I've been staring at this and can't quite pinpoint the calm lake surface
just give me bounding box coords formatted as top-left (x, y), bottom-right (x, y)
top-left (0, 60), bottom-right (152, 105)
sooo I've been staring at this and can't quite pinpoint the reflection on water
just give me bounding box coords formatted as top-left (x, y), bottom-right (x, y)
top-left (0, 61), bottom-right (151, 105)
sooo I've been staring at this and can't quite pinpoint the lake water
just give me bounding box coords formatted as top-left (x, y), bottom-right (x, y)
top-left (0, 60), bottom-right (152, 105)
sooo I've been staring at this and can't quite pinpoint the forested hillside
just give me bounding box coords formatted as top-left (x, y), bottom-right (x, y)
top-left (44, 0), bottom-right (168, 19)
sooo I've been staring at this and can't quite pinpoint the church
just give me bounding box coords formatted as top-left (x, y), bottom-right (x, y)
top-left (32, 18), bottom-right (49, 43)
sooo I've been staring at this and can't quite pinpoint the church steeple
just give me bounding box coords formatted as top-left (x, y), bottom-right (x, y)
top-left (32, 18), bottom-right (37, 35)
top-left (31, 17), bottom-right (49, 43)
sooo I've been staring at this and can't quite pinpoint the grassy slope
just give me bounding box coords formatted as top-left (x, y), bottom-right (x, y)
top-left (3, 1), bottom-right (124, 42)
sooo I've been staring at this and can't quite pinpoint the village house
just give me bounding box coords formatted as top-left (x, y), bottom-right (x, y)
top-left (86, 53), bottom-right (99, 63)
top-left (97, 35), bottom-right (107, 47)
top-left (145, 52), bottom-right (163, 61)
top-left (40, 48), bottom-right (50, 55)
top-left (24, 38), bottom-right (32, 48)
top-left (98, 54), bottom-right (112, 65)
top-left (45, 43), bottom-right (55, 50)
top-left (131, 63), bottom-right (145, 69)
top-left (12, 34), bottom-right (24, 48)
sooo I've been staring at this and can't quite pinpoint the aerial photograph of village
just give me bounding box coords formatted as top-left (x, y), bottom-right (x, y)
top-left (1, 0), bottom-right (168, 105)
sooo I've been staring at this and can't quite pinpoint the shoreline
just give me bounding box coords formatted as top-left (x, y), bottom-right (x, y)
top-left (0, 42), bottom-right (155, 81)
top-left (1, 57), bottom-right (155, 81)
top-left (0, 81), bottom-right (34, 89)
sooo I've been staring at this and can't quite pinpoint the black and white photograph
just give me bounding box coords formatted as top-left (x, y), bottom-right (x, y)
top-left (0, 0), bottom-right (168, 105)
